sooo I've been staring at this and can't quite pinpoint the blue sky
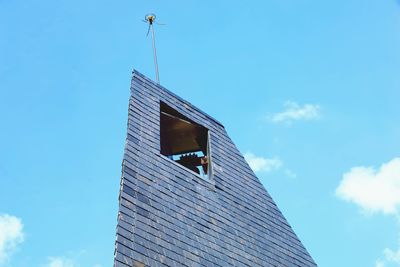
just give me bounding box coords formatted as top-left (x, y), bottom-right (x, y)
top-left (1, 0), bottom-right (400, 266)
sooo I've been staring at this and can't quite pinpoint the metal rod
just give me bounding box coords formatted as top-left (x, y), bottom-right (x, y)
top-left (145, 14), bottom-right (160, 84)
top-left (150, 23), bottom-right (160, 84)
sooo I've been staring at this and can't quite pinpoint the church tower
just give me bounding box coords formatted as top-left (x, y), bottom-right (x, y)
top-left (114, 69), bottom-right (317, 267)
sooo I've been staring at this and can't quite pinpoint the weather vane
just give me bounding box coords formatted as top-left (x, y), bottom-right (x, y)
top-left (144, 13), bottom-right (162, 84)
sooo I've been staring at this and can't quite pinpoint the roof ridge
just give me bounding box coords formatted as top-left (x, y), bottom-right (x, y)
top-left (132, 68), bottom-right (224, 128)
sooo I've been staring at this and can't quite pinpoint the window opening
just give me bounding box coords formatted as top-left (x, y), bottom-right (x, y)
top-left (160, 102), bottom-right (210, 178)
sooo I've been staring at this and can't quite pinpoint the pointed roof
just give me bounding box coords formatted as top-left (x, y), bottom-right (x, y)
top-left (114, 69), bottom-right (317, 267)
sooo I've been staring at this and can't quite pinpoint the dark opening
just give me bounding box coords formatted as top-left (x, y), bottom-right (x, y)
top-left (160, 102), bottom-right (210, 178)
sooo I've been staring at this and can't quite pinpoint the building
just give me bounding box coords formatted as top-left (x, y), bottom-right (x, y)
top-left (114, 69), bottom-right (317, 267)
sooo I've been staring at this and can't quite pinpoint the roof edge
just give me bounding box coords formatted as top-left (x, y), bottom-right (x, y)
top-left (132, 68), bottom-right (225, 128)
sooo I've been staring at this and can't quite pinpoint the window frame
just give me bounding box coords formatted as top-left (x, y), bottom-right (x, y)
top-left (159, 101), bottom-right (212, 180)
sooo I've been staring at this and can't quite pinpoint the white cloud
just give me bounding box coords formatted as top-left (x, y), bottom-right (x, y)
top-left (244, 152), bottom-right (282, 173)
top-left (284, 169), bottom-right (297, 179)
top-left (336, 158), bottom-right (400, 215)
top-left (0, 214), bottom-right (24, 264)
top-left (270, 101), bottom-right (321, 123)
top-left (384, 246), bottom-right (400, 264)
top-left (336, 158), bottom-right (400, 266)
top-left (46, 257), bottom-right (75, 267)
top-left (375, 259), bottom-right (385, 267)
top-left (44, 251), bottom-right (100, 267)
